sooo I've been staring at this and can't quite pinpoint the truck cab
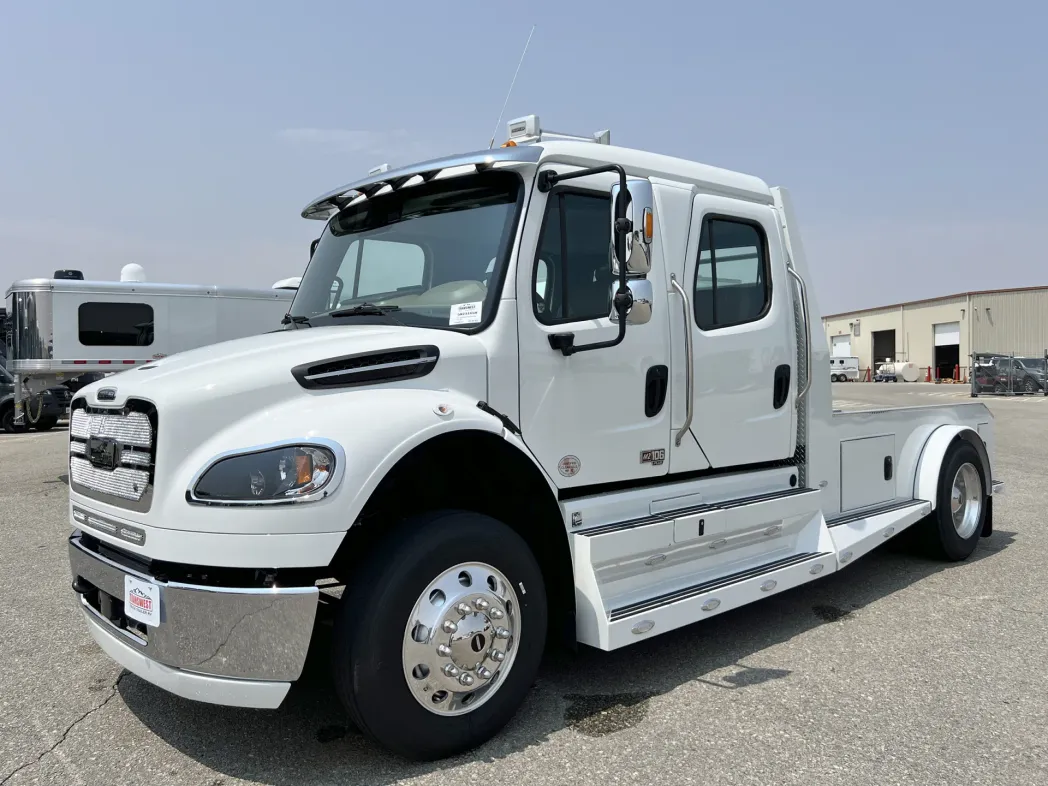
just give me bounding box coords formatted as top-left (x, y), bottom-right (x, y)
top-left (66, 116), bottom-right (1001, 761)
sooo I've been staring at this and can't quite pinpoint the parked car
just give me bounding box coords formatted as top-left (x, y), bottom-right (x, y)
top-left (992, 357), bottom-right (1045, 393)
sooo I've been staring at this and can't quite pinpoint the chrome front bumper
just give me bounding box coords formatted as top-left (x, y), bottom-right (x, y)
top-left (68, 533), bottom-right (319, 708)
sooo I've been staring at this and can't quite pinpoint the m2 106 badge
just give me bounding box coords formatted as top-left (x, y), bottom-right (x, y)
top-left (640, 449), bottom-right (666, 466)
top-left (558, 455), bottom-right (581, 477)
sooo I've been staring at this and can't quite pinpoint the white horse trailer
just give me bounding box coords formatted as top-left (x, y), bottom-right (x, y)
top-left (4, 275), bottom-right (293, 427)
top-left (830, 356), bottom-right (859, 382)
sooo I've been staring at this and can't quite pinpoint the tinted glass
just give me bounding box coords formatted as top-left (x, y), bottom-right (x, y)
top-left (78, 303), bottom-right (154, 346)
top-left (534, 192), bottom-right (612, 324)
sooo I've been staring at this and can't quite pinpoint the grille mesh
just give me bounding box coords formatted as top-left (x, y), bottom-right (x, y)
top-left (68, 402), bottom-right (156, 509)
top-left (70, 409), bottom-right (152, 448)
top-left (70, 457), bottom-right (150, 501)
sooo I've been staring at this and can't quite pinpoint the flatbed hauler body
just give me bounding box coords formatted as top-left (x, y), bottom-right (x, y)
top-left (66, 117), bottom-right (1002, 760)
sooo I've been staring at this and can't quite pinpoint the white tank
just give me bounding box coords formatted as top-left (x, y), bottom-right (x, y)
top-left (881, 361), bottom-right (920, 382)
top-left (120, 263), bottom-right (147, 282)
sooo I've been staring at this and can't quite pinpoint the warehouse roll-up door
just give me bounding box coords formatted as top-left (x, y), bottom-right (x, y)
top-left (933, 321), bottom-right (960, 380)
top-left (831, 335), bottom-right (851, 357)
top-left (934, 322), bottom-right (960, 346)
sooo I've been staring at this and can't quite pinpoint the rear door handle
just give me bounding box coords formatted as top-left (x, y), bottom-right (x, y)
top-left (773, 364), bottom-right (791, 409)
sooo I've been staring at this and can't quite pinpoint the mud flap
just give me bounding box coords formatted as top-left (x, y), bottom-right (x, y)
top-left (981, 496), bottom-right (993, 538)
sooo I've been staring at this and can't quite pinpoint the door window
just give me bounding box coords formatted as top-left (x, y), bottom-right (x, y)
top-left (533, 191), bottom-right (612, 324)
top-left (694, 217), bottom-right (770, 330)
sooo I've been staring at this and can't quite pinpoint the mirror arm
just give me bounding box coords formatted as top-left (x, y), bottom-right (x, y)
top-left (540, 165), bottom-right (633, 356)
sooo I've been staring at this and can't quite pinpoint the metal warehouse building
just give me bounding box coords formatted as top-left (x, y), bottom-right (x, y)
top-left (823, 286), bottom-right (1048, 379)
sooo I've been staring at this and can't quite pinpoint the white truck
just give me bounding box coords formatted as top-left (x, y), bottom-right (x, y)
top-left (66, 116), bottom-right (1003, 761)
top-left (5, 267), bottom-right (293, 428)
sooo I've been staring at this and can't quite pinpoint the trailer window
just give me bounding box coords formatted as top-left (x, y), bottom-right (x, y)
top-left (78, 303), bottom-right (154, 346)
top-left (533, 191), bottom-right (612, 325)
top-left (694, 217), bottom-right (770, 331)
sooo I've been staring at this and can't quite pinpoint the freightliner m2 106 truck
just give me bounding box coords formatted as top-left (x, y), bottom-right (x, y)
top-left (66, 116), bottom-right (1003, 760)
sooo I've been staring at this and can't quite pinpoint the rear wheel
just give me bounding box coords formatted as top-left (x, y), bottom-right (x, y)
top-left (917, 441), bottom-right (986, 561)
top-left (331, 510), bottom-right (547, 760)
top-left (0, 405), bottom-right (14, 434)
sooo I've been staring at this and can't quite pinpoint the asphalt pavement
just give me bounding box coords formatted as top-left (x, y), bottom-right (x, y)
top-left (1, 384), bottom-right (1045, 785)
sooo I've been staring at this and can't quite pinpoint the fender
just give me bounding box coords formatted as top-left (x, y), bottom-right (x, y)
top-left (344, 388), bottom-right (560, 529)
top-left (914, 424), bottom-right (993, 510)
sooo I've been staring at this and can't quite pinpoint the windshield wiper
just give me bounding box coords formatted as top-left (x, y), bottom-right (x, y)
top-left (330, 303), bottom-right (402, 318)
top-left (281, 313), bottom-right (311, 328)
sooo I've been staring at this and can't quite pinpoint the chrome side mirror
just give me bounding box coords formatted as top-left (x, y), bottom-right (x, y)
top-left (609, 279), bottom-right (653, 326)
top-left (610, 179), bottom-right (654, 276)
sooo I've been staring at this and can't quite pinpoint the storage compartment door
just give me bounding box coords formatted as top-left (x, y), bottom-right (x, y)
top-left (840, 435), bottom-right (896, 512)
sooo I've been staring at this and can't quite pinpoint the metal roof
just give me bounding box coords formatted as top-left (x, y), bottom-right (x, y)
top-left (822, 285), bottom-right (1048, 320)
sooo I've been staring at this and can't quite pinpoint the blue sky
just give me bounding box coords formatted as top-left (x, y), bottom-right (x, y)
top-left (0, 0), bottom-right (1043, 312)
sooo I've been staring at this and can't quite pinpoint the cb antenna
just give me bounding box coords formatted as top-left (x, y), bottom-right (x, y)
top-left (488, 25), bottom-right (536, 149)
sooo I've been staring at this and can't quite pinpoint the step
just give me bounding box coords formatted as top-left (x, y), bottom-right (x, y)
top-left (602, 550), bottom-right (835, 650)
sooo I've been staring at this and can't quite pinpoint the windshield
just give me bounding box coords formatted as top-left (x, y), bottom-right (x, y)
top-left (289, 171), bottom-right (523, 331)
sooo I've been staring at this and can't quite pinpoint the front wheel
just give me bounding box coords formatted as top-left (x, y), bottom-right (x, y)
top-left (331, 511), bottom-right (547, 760)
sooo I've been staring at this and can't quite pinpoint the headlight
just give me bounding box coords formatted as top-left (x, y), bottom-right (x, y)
top-left (190, 443), bottom-right (338, 504)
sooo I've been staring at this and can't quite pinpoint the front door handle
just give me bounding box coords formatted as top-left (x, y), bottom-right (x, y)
top-left (645, 365), bottom-right (668, 417)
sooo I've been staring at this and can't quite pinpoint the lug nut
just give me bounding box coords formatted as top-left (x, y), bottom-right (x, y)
top-left (489, 608), bottom-right (504, 620)
top-left (459, 673), bottom-right (475, 687)
top-left (495, 627), bottom-right (510, 640)
top-left (491, 649), bottom-right (505, 663)
top-left (442, 663), bottom-right (459, 677)
top-left (442, 620), bottom-right (458, 634)
top-left (436, 644), bottom-right (452, 657)
top-left (455, 603), bottom-right (472, 616)
top-left (473, 598), bottom-right (490, 611)
top-left (477, 667), bottom-right (493, 680)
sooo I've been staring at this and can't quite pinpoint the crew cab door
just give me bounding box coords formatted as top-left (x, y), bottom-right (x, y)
top-left (671, 195), bottom-right (797, 470)
top-left (516, 168), bottom-right (673, 488)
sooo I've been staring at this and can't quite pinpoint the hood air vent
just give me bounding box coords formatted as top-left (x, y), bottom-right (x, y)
top-left (292, 345), bottom-right (440, 390)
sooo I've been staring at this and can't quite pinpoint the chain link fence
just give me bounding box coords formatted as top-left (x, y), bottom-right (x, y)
top-left (970, 351), bottom-right (1048, 397)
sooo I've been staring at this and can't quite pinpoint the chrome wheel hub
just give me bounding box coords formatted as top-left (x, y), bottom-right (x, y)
top-left (950, 462), bottom-right (983, 539)
top-left (402, 562), bottom-right (519, 716)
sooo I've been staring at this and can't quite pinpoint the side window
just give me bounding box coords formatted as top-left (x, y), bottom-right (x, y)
top-left (332, 239), bottom-right (426, 307)
top-left (78, 302), bottom-right (154, 346)
top-left (533, 191), bottom-right (612, 324)
top-left (694, 217), bottom-right (770, 331)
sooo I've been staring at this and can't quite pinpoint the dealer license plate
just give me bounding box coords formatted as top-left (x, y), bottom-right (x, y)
top-left (124, 575), bottom-right (160, 627)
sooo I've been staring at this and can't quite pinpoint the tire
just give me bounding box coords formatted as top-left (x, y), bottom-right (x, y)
top-left (917, 441), bottom-right (986, 561)
top-left (32, 415), bottom-right (59, 432)
top-left (1024, 376), bottom-right (1037, 393)
top-left (331, 510), bottom-right (548, 760)
top-left (0, 405), bottom-right (13, 434)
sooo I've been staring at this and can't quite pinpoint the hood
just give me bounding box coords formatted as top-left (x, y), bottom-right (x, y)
top-left (75, 324), bottom-right (490, 449)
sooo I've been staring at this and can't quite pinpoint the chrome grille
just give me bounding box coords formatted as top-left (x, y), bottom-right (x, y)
top-left (70, 458), bottom-right (150, 501)
top-left (70, 409), bottom-right (152, 448)
top-left (69, 402), bottom-right (156, 511)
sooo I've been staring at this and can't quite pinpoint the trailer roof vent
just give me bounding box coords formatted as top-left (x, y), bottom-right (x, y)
top-left (120, 263), bottom-right (146, 283)
top-left (54, 269), bottom-right (84, 280)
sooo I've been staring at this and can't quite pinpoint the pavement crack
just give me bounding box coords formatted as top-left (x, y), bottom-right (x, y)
top-left (0, 672), bottom-right (127, 786)
top-left (925, 588), bottom-right (1046, 618)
